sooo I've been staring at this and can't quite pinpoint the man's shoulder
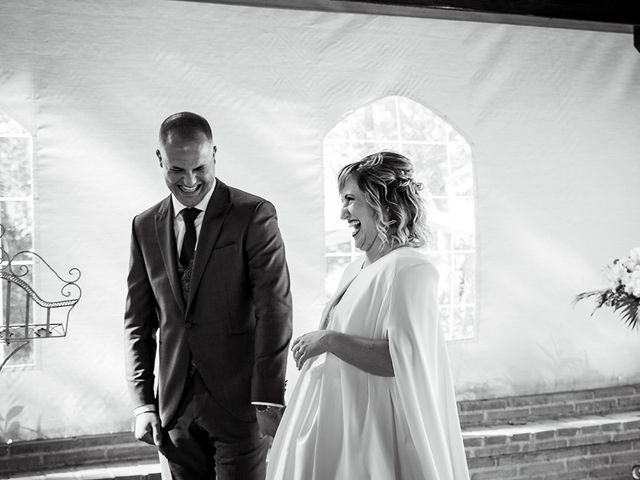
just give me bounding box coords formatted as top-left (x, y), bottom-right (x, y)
top-left (226, 184), bottom-right (272, 209)
top-left (133, 196), bottom-right (170, 223)
top-left (226, 184), bottom-right (266, 204)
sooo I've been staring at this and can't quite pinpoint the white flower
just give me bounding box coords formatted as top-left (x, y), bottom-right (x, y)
top-left (606, 260), bottom-right (627, 289)
top-left (626, 268), bottom-right (640, 298)
top-left (629, 248), bottom-right (640, 265)
top-left (622, 257), bottom-right (637, 272)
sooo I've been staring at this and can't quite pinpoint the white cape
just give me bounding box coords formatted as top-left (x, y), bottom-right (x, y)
top-left (267, 247), bottom-right (469, 479)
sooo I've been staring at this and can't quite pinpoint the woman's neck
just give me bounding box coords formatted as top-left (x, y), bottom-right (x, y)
top-left (363, 243), bottom-right (395, 268)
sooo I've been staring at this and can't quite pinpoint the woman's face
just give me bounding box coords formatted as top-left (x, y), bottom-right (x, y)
top-left (339, 176), bottom-right (384, 256)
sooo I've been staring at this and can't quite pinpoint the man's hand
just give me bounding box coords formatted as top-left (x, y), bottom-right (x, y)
top-left (255, 406), bottom-right (283, 438)
top-left (134, 412), bottom-right (162, 446)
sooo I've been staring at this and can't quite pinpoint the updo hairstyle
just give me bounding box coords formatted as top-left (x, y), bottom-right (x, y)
top-left (337, 151), bottom-right (429, 249)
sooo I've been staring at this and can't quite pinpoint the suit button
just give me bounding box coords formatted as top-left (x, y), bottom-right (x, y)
top-left (185, 323), bottom-right (193, 329)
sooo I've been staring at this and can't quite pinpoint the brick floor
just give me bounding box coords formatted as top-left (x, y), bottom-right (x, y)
top-left (0, 461), bottom-right (161, 480)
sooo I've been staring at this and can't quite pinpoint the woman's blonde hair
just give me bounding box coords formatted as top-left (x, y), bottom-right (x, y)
top-left (337, 151), bottom-right (429, 249)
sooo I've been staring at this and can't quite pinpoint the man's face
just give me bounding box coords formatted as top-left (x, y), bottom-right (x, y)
top-left (157, 133), bottom-right (216, 207)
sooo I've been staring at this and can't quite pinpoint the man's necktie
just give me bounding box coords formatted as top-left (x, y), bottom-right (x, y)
top-left (180, 207), bottom-right (200, 269)
top-left (179, 207), bottom-right (200, 378)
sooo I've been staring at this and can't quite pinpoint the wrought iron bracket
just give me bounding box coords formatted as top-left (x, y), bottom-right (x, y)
top-left (0, 224), bottom-right (82, 372)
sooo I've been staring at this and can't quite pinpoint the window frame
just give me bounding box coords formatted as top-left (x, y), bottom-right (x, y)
top-left (322, 96), bottom-right (477, 341)
top-left (0, 113), bottom-right (37, 369)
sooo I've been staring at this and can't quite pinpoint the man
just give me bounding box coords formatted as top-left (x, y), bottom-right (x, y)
top-left (124, 111), bottom-right (292, 480)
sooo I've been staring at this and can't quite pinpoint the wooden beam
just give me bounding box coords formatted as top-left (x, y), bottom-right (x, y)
top-left (176, 0), bottom-right (640, 33)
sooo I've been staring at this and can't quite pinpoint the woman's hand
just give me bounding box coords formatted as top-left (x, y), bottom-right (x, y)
top-left (292, 330), bottom-right (394, 376)
top-left (291, 330), bottom-right (333, 370)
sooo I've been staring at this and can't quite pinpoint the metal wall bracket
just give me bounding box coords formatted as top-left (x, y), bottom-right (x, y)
top-left (0, 224), bottom-right (82, 372)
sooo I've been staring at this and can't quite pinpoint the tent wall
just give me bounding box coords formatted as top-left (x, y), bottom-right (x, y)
top-left (1, 0), bottom-right (639, 439)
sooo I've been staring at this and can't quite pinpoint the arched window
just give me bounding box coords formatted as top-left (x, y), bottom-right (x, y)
top-left (0, 111), bottom-right (35, 367)
top-left (323, 96), bottom-right (476, 340)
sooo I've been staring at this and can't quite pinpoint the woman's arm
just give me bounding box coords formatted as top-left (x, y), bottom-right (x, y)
top-left (292, 330), bottom-right (394, 377)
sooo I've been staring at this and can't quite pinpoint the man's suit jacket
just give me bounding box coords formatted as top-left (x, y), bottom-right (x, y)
top-left (124, 180), bottom-right (292, 424)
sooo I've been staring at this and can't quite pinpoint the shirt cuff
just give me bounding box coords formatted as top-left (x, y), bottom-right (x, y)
top-left (252, 401), bottom-right (283, 408)
top-left (133, 404), bottom-right (157, 416)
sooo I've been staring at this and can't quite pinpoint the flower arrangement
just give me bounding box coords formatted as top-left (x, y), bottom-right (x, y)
top-left (574, 248), bottom-right (640, 329)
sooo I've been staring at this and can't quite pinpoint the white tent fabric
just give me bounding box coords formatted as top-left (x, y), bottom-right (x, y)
top-left (1, 0), bottom-right (639, 440)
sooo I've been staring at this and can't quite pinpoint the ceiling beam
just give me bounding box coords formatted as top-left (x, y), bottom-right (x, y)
top-left (176, 0), bottom-right (640, 34)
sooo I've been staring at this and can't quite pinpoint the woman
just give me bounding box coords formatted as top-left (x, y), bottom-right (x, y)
top-left (267, 152), bottom-right (470, 479)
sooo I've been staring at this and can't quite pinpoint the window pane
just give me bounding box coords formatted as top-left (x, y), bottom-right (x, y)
top-left (369, 98), bottom-right (400, 142)
top-left (4, 269), bottom-right (34, 327)
top-left (450, 197), bottom-right (475, 250)
top-left (427, 198), bottom-right (452, 252)
top-left (400, 143), bottom-right (449, 197)
top-left (324, 140), bottom-right (403, 176)
top-left (0, 137), bottom-right (32, 197)
top-left (335, 99), bottom-right (399, 142)
top-left (425, 252), bottom-right (451, 305)
top-left (326, 229), bottom-right (353, 254)
top-left (1, 268), bottom-right (35, 367)
top-left (324, 139), bottom-right (370, 173)
top-left (397, 98), bottom-right (449, 142)
top-left (439, 307), bottom-right (453, 340)
top-left (0, 113), bottom-right (29, 135)
top-left (428, 227), bottom-right (452, 254)
top-left (0, 201), bottom-right (33, 253)
top-left (453, 230), bottom-right (475, 251)
top-left (450, 307), bottom-right (475, 340)
top-left (454, 252), bottom-right (476, 305)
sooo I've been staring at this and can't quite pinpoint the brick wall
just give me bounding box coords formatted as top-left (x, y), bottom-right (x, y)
top-left (0, 432), bottom-right (157, 476)
top-left (2, 384), bottom-right (640, 479)
top-left (459, 384), bottom-right (640, 428)
top-left (462, 384), bottom-right (640, 480)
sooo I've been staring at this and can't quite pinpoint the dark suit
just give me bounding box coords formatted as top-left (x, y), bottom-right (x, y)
top-left (124, 180), bottom-right (292, 478)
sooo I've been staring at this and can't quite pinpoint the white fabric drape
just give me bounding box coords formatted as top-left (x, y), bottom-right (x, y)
top-left (267, 247), bottom-right (469, 479)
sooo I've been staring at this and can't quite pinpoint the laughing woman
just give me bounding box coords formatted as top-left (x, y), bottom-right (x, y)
top-left (266, 151), bottom-right (470, 480)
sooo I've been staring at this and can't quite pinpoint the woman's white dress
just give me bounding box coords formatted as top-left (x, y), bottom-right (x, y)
top-left (266, 247), bottom-right (470, 480)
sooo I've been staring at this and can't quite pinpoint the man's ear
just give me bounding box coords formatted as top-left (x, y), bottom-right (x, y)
top-left (156, 149), bottom-right (163, 167)
top-left (213, 145), bottom-right (217, 165)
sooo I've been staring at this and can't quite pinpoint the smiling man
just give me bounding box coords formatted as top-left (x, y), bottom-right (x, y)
top-left (124, 112), bottom-right (293, 480)
top-left (157, 122), bottom-right (217, 208)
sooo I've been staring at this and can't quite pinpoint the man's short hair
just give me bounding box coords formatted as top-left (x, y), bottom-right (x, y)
top-left (159, 112), bottom-right (213, 145)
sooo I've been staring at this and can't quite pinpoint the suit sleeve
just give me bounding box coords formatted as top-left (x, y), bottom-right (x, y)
top-left (245, 200), bottom-right (293, 405)
top-left (123, 216), bottom-right (159, 409)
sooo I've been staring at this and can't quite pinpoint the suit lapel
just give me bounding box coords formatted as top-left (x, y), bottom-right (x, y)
top-left (186, 180), bottom-right (232, 310)
top-left (155, 196), bottom-right (185, 312)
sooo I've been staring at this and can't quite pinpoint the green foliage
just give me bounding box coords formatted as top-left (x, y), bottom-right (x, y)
top-left (574, 287), bottom-right (640, 330)
top-left (612, 294), bottom-right (640, 330)
top-left (0, 405), bottom-right (24, 443)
